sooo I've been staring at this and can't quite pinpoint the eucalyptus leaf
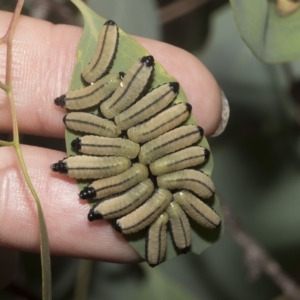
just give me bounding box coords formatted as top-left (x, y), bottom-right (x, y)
top-left (229, 0), bottom-right (300, 63)
top-left (69, 0), bottom-right (224, 262)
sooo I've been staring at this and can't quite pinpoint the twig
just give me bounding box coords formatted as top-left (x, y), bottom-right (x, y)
top-left (0, 140), bottom-right (14, 146)
top-left (0, 1), bottom-right (52, 299)
top-left (221, 201), bottom-right (300, 300)
top-left (159, 0), bottom-right (210, 24)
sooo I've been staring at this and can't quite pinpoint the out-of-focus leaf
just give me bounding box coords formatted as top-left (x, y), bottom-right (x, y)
top-left (159, 0), bottom-right (228, 52)
top-left (229, 0), bottom-right (300, 63)
top-left (69, 0), bottom-right (224, 262)
top-left (135, 264), bottom-right (199, 300)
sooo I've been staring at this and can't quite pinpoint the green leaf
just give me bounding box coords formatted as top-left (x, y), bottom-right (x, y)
top-left (135, 264), bottom-right (200, 300)
top-left (229, 0), bottom-right (300, 63)
top-left (69, 0), bottom-right (224, 262)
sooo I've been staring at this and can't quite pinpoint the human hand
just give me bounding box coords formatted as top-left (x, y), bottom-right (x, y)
top-left (0, 11), bottom-right (223, 263)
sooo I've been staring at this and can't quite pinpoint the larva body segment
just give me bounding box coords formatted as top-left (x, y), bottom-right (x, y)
top-left (54, 73), bottom-right (122, 110)
top-left (63, 112), bottom-right (121, 137)
top-left (146, 212), bottom-right (169, 267)
top-left (50, 155), bottom-right (131, 179)
top-left (100, 56), bottom-right (155, 119)
top-left (88, 179), bottom-right (154, 220)
top-left (173, 190), bottom-right (220, 229)
top-left (138, 125), bottom-right (204, 165)
top-left (166, 201), bottom-right (191, 253)
top-left (114, 82), bottom-right (179, 131)
top-left (113, 188), bottom-right (172, 235)
top-left (79, 163), bottom-right (149, 200)
top-left (81, 20), bottom-right (119, 83)
top-left (71, 135), bottom-right (140, 159)
top-left (149, 146), bottom-right (210, 176)
top-left (157, 169), bottom-right (215, 199)
top-left (127, 102), bottom-right (192, 143)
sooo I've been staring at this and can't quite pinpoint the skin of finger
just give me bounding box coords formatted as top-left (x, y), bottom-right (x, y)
top-left (0, 11), bottom-right (222, 138)
top-left (0, 145), bottom-right (141, 262)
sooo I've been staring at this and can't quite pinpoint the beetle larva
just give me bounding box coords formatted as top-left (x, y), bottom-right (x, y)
top-left (157, 169), bottom-right (215, 199)
top-left (71, 135), bottom-right (140, 159)
top-left (81, 20), bottom-right (119, 83)
top-left (52, 18), bottom-right (221, 266)
top-left (149, 146), bottom-right (210, 176)
top-left (63, 112), bottom-right (121, 137)
top-left (54, 73), bottom-right (122, 110)
top-left (88, 179), bottom-right (154, 220)
top-left (146, 212), bottom-right (169, 267)
top-left (173, 190), bottom-right (220, 229)
top-left (138, 125), bottom-right (204, 165)
top-left (79, 163), bottom-right (149, 200)
top-left (114, 82), bottom-right (179, 131)
top-left (50, 155), bottom-right (131, 179)
top-left (112, 188), bottom-right (172, 234)
top-left (166, 201), bottom-right (191, 253)
top-left (127, 102), bottom-right (192, 144)
top-left (100, 55), bottom-right (155, 119)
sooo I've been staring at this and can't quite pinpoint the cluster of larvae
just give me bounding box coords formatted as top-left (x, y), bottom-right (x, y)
top-left (51, 20), bottom-right (220, 267)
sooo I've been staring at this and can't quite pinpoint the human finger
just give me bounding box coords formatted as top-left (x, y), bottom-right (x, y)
top-left (0, 11), bottom-right (222, 138)
top-left (0, 145), bottom-right (141, 262)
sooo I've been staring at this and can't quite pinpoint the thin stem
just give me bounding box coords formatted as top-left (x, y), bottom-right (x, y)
top-left (5, 0), bottom-right (23, 144)
top-left (221, 201), bottom-right (300, 300)
top-left (0, 140), bottom-right (14, 146)
top-left (1, 1), bottom-right (52, 299)
top-left (0, 81), bottom-right (9, 92)
top-left (5, 0), bottom-right (24, 87)
top-left (73, 260), bottom-right (93, 300)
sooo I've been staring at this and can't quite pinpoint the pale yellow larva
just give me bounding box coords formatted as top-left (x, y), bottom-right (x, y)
top-left (113, 188), bottom-right (172, 235)
top-left (81, 20), bottom-right (119, 83)
top-left (88, 179), bottom-right (154, 220)
top-left (166, 201), bottom-right (191, 253)
top-left (100, 56), bottom-right (154, 119)
top-left (114, 82), bottom-right (179, 131)
top-left (127, 102), bottom-right (191, 143)
top-left (146, 212), bottom-right (169, 267)
top-left (138, 125), bottom-right (203, 165)
top-left (173, 190), bottom-right (220, 229)
top-left (157, 169), bottom-right (215, 199)
top-left (50, 155), bottom-right (131, 179)
top-left (79, 163), bottom-right (148, 200)
top-left (71, 135), bottom-right (140, 159)
top-left (149, 146), bottom-right (210, 176)
top-left (54, 73), bottom-right (122, 110)
top-left (63, 112), bottom-right (121, 137)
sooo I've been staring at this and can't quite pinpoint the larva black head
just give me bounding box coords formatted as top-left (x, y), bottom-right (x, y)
top-left (104, 20), bottom-right (116, 26)
top-left (169, 82), bottom-right (179, 94)
top-left (197, 126), bottom-right (204, 137)
top-left (79, 187), bottom-right (96, 199)
top-left (71, 138), bottom-right (82, 151)
top-left (140, 55), bottom-right (154, 67)
top-left (204, 148), bottom-right (210, 160)
top-left (50, 161), bottom-right (68, 174)
top-left (54, 95), bottom-right (66, 108)
top-left (87, 208), bottom-right (103, 221)
top-left (119, 72), bottom-right (126, 80)
top-left (185, 103), bottom-right (192, 113)
top-left (180, 246), bottom-right (191, 254)
top-left (110, 220), bottom-right (122, 233)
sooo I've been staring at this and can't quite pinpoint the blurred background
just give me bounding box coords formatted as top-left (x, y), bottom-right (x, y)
top-left (1, 0), bottom-right (300, 299)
